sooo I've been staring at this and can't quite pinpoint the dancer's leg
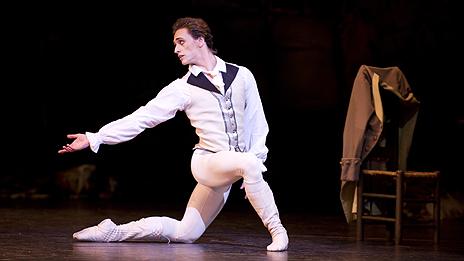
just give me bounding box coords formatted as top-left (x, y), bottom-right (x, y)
top-left (72, 217), bottom-right (165, 242)
top-left (191, 151), bottom-right (260, 188)
top-left (244, 180), bottom-right (288, 251)
top-left (159, 183), bottom-right (231, 243)
top-left (73, 183), bottom-right (231, 243)
top-left (191, 151), bottom-right (288, 251)
top-left (185, 183), bottom-right (231, 228)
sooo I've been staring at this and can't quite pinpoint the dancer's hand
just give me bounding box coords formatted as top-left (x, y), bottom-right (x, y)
top-left (58, 133), bottom-right (90, 154)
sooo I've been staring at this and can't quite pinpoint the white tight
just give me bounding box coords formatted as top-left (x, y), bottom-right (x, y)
top-left (191, 150), bottom-right (265, 187)
top-left (160, 150), bottom-right (265, 243)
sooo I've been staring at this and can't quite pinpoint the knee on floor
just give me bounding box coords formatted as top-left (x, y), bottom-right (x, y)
top-left (174, 228), bottom-right (202, 243)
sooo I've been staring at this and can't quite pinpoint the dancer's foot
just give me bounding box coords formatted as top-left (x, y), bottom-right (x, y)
top-left (73, 219), bottom-right (117, 242)
top-left (267, 227), bottom-right (288, 252)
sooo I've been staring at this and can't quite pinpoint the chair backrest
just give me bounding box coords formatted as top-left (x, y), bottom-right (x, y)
top-left (364, 88), bottom-right (402, 171)
top-left (365, 83), bottom-right (421, 173)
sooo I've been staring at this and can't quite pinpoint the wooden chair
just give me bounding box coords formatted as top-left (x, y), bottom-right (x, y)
top-left (340, 65), bottom-right (441, 244)
top-left (355, 73), bottom-right (440, 244)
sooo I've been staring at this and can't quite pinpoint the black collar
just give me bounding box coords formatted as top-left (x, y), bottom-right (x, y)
top-left (187, 63), bottom-right (239, 94)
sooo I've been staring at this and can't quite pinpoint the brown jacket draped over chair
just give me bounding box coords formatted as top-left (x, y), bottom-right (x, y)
top-left (340, 65), bottom-right (420, 223)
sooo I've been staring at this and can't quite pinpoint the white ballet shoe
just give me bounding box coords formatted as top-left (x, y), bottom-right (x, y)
top-left (73, 219), bottom-right (117, 242)
top-left (73, 217), bottom-right (164, 242)
top-left (267, 228), bottom-right (289, 252)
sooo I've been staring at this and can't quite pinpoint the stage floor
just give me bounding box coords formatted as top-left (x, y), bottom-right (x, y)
top-left (1, 200), bottom-right (463, 260)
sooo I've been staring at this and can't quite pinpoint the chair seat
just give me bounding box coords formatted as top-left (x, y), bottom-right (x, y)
top-left (362, 170), bottom-right (439, 179)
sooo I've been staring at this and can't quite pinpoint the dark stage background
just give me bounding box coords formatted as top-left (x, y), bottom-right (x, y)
top-left (3, 1), bottom-right (463, 215)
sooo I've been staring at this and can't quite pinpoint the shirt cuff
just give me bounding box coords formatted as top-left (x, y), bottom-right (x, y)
top-left (85, 131), bottom-right (101, 153)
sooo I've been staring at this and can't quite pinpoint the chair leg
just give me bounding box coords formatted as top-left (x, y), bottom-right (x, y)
top-left (394, 171), bottom-right (403, 245)
top-left (357, 176), bottom-right (364, 241)
top-left (433, 174), bottom-right (440, 244)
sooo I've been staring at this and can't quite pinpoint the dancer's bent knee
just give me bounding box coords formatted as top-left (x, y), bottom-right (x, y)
top-left (241, 153), bottom-right (265, 184)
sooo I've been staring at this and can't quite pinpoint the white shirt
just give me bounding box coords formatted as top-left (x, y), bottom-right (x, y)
top-left (86, 56), bottom-right (269, 162)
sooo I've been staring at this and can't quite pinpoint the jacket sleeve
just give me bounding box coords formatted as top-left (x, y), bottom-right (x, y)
top-left (340, 65), bottom-right (375, 181)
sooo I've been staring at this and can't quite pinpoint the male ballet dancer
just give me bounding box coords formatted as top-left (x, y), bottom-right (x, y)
top-left (59, 17), bottom-right (288, 251)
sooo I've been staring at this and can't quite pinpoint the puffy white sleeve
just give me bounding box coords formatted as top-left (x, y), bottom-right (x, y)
top-left (242, 67), bottom-right (269, 164)
top-left (87, 80), bottom-right (190, 153)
